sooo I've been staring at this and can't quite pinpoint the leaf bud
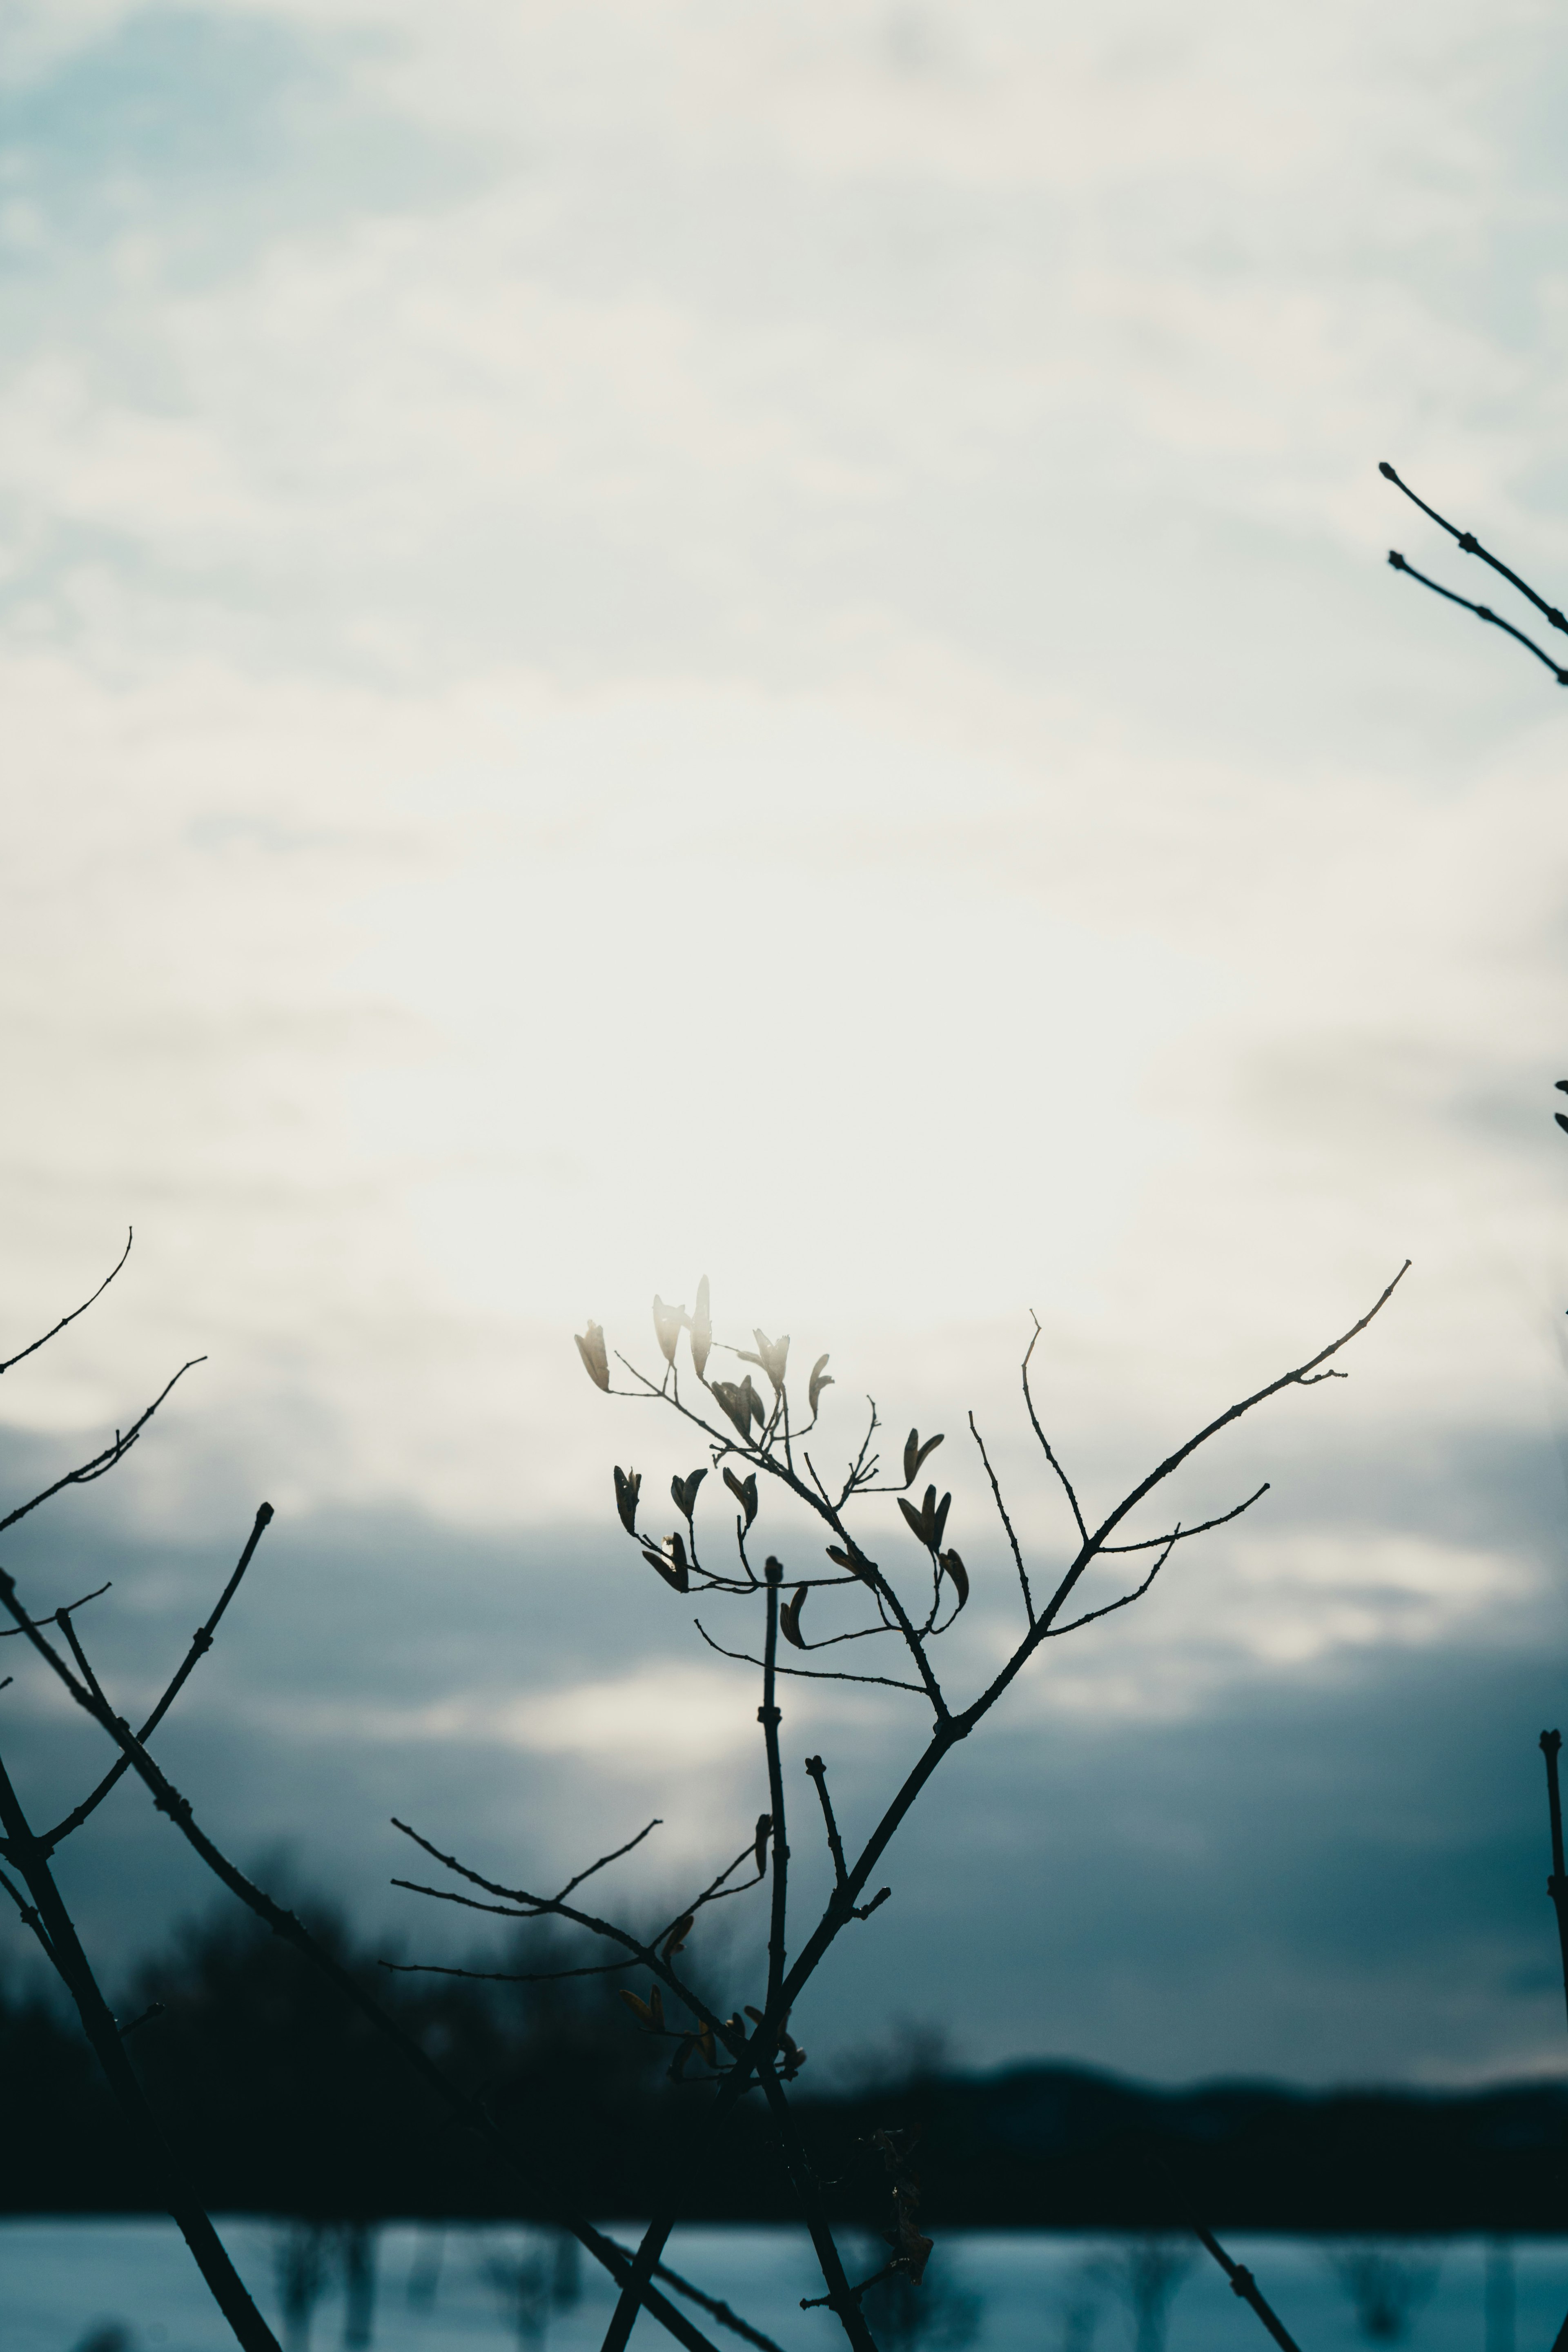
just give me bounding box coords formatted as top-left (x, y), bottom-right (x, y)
top-left (575, 1322), bottom-right (610, 1391)
top-left (613, 1466), bottom-right (641, 1537)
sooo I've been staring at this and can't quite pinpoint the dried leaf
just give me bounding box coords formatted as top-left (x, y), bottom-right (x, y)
top-left (648, 1987), bottom-right (665, 2033)
top-left (780, 1584), bottom-right (809, 1648)
top-left (826, 1544), bottom-right (867, 1578)
top-left (613, 1466), bottom-right (641, 1537)
top-left (620, 1990), bottom-right (652, 2024)
top-left (723, 1467), bottom-right (758, 1527)
top-left (939, 1548), bottom-right (969, 1610)
top-left (669, 2035), bottom-right (695, 2080)
top-left (710, 1379), bottom-right (753, 1439)
top-left (898, 1494), bottom-right (930, 1546)
top-left (932, 1490), bottom-right (952, 1552)
top-left (663, 1911), bottom-right (695, 1958)
top-left (746, 1376), bottom-right (767, 1429)
top-left (690, 1275), bottom-right (713, 1379)
top-left (808, 1354), bottom-right (834, 1414)
top-left (1557, 1112), bottom-right (1568, 1136)
top-left (752, 1329), bottom-right (790, 1393)
top-left (754, 1813), bottom-right (773, 1875)
top-left (697, 2024), bottom-right (716, 2066)
top-left (575, 1323), bottom-right (610, 1391)
top-left (652, 1295), bottom-right (685, 1365)
top-left (641, 1540), bottom-right (689, 1594)
top-left (671, 1467), bottom-right (707, 1519)
top-left (903, 1428), bottom-right (944, 1486)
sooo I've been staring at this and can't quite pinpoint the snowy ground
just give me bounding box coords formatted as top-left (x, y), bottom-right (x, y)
top-left (0, 2218), bottom-right (1557, 2352)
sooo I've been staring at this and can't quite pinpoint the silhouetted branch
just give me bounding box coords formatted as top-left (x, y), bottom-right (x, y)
top-left (0, 1229), bottom-right (133, 1376)
top-left (1100, 1484), bottom-right (1268, 1554)
top-left (804, 1755), bottom-right (849, 1893)
top-left (691, 1620), bottom-right (925, 1694)
top-left (0, 1357), bottom-right (205, 1538)
top-left (0, 1741), bottom-right (281, 2351)
top-left (1380, 461), bottom-right (1568, 635)
top-left (1021, 1317), bottom-right (1089, 1544)
top-left (1043, 1527), bottom-right (1181, 1639)
top-left (649, 2259), bottom-right (789, 2352)
top-left (1386, 552), bottom-right (1568, 682)
top-left (968, 1412), bottom-right (1033, 1622)
top-left (0, 1580), bottom-right (111, 1636)
top-left (40, 1504), bottom-right (274, 1855)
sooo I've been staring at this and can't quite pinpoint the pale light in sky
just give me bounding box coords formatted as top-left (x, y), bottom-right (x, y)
top-left (3, 0), bottom-right (1568, 2082)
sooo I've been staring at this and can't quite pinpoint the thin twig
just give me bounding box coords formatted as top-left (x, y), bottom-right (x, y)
top-left (804, 1756), bottom-right (849, 1893)
top-left (968, 1412), bottom-right (1032, 1622)
top-left (1100, 1484), bottom-right (1268, 1554)
top-left (1020, 1319), bottom-right (1089, 1544)
top-left (42, 1505), bottom-right (275, 1855)
top-left (555, 1817), bottom-right (662, 1903)
top-left (0, 1359), bottom-right (205, 1539)
top-left (0, 1230), bottom-right (133, 1376)
top-left (1387, 551), bottom-right (1568, 683)
top-left (1380, 461), bottom-right (1568, 636)
top-left (0, 1581), bottom-right (111, 1637)
top-left (693, 1619), bottom-right (925, 1694)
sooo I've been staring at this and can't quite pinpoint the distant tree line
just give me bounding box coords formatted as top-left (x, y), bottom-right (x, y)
top-left (4, 1895), bottom-right (1566, 2234)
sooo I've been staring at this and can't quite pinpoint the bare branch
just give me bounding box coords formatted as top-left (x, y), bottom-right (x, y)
top-left (1386, 551), bottom-right (1568, 684)
top-left (41, 1505), bottom-right (274, 1855)
top-left (0, 1581), bottom-right (111, 1637)
top-left (1021, 1317), bottom-right (1089, 1543)
top-left (0, 1358), bottom-right (205, 1539)
top-left (693, 1619), bottom-right (925, 1694)
top-left (1043, 1526), bottom-right (1181, 1639)
top-left (1100, 1483), bottom-right (1268, 1554)
top-left (554, 1817), bottom-right (662, 1903)
top-left (969, 1411), bottom-right (1033, 1623)
top-left (1380, 461), bottom-right (1568, 638)
top-left (804, 1755), bottom-right (849, 1894)
top-left (0, 1229), bottom-right (133, 1376)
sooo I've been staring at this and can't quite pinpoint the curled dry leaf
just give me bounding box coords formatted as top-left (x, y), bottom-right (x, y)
top-left (903, 1428), bottom-right (944, 1486)
top-left (740, 1329), bottom-right (789, 1393)
top-left (808, 1353), bottom-right (833, 1414)
top-left (641, 1535), bottom-right (689, 1593)
top-left (898, 1485), bottom-right (951, 1552)
top-left (652, 1296), bottom-right (686, 1366)
top-left (779, 1584), bottom-right (809, 1648)
top-left (662, 1911), bottom-right (695, 1958)
top-left (690, 1275), bottom-right (712, 1379)
top-left (723, 1466), bottom-right (758, 1527)
top-left (939, 1548), bottom-right (969, 1609)
top-left (670, 1467), bottom-right (707, 1519)
top-left (575, 1322), bottom-right (610, 1391)
top-left (825, 1543), bottom-right (867, 1578)
top-left (613, 1466), bottom-right (641, 1537)
top-left (754, 1813), bottom-right (773, 1874)
top-left (620, 1989), bottom-right (652, 2025)
top-left (710, 1374), bottom-right (763, 1439)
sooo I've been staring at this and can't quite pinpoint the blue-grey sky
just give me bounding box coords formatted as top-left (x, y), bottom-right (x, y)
top-left (3, 0), bottom-right (1568, 2087)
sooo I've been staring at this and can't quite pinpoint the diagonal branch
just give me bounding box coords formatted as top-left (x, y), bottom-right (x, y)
top-left (1020, 1318), bottom-right (1088, 1544)
top-left (42, 1504), bottom-right (275, 1855)
top-left (969, 1412), bottom-right (1033, 1622)
top-left (1380, 461), bottom-right (1568, 637)
top-left (0, 1230), bottom-right (133, 1376)
top-left (0, 1359), bottom-right (205, 1539)
top-left (1100, 1484), bottom-right (1268, 1554)
top-left (1387, 551), bottom-right (1568, 684)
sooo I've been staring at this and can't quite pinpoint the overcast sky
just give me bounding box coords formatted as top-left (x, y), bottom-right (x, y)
top-left (3, 0), bottom-right (1568, 2088)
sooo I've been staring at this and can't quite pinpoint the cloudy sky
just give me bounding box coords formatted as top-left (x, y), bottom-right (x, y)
top-left (3, 0), bottom-right (1568, 2089)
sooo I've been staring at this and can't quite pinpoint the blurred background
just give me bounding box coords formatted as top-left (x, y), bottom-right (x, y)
top-left (1, 0), bottom-right (1568, 2089)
